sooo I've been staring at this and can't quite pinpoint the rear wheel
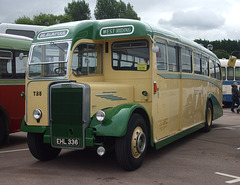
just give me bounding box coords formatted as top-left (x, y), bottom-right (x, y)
top-left (0, 116), bottom-right (9, 145)
top-left (28, 133), bottom-right (61, 161)
top-left (115, 114), bottom-right (148, 171)
top-left (203, 101), bottom-right (213, 132)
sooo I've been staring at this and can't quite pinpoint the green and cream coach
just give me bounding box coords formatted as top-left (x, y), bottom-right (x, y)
top-left (21, 19), bottom-right (223, 171)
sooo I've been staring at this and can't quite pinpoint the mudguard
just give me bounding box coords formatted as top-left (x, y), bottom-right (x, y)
top-left (20, 118), bottom-right (46, 133)
top-left (207, 93), bottom-right (223, 120)
top-left (90, 103), bottom-right (150, 137)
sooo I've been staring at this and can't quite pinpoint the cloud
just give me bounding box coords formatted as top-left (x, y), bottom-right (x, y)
top-left (158, 8), bottom-right (225, 30)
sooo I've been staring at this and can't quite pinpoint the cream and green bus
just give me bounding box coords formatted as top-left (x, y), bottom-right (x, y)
top-left (21, 19), bottom-right (223, 171)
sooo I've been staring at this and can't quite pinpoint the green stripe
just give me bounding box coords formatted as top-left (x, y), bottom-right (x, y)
top-left (155, 123), bottom-right (205, 150)
top-left (96, 94), bottom-right (126, 101)
top-left (157, 73), bottom-right (222, 90)
top-left (0, 80), bottom-right (25, 85)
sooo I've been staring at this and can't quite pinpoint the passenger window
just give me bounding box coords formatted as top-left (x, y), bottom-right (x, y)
top-left (71, 43), bottom-right (103, 76)
top-left (112, 40), bottom-right (149, 71)
top-left (156, 42), bottom-right (167, 71)
top-left (202, 56), bottom-right (209, 76)
top-left (227, 67), bottom-right (234, 80)
top-left (168, 45), bottom-right (179, 72)
top-left (194, 52), bottom-right (201, 74)
top-left (210, 60), bottom-right (215, 78)
top-left (6, 29), bottom-right (35, 39)
top-left (221, 67), bottom-right (226, 80)
top-left (215, 63), bottom-right (221, 80)
top-left (181, 46), bottom-right (192, 73)
top-left (235, 67), bottom-right (240, 80)
top-left (15, 51), bottom-right (28, 79)
top-left (0, 50), bottom-right (13, 79)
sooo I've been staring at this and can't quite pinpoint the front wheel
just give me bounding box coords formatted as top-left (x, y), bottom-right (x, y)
top-left (203, 101), bottom-right (213, 132)
top-left (115, 114), bottom-right (148, 171)
top-left (28, 133), bottom-right (61, 161)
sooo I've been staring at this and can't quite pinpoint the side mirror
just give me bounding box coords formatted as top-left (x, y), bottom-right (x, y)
top-left (152, 45), bottom-right (159, 53)
top-left (19, 53), bottom-right (27, 60)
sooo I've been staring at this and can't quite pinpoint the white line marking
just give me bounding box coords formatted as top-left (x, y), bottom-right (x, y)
top-left (0, 148), bottom-right (29, 154)
top-left (215, 172), bottom-right (240, 184)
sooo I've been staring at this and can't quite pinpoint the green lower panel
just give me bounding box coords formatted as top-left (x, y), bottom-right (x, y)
top-left (51, 88), bottom-right (84, 149)
top-left (155, 123), bottom-right (205, 150)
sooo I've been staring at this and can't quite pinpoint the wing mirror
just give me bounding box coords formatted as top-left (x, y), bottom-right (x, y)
top-left (19, 53), bottom-right (28, 60)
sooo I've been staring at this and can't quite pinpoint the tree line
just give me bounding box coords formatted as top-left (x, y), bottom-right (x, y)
top-left (194, 39), bottom-right (240, 59)
top-left (15, 0), bottom-right (239, 60)
top-left (15, 0), bottom-right (140, 26)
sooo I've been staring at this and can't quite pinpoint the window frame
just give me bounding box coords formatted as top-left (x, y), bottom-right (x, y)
top-left (112, 39), bottom-right (150, 71)
top-left (167, 42), bottom-right (179, 72)
top-left (180, 46), bottom-right (192, 73)
top-left (201, 55), bottom-right (209, 76)
top-left (235, 67), bottom-right (240, 81)
top-left (71, 42), bottom-right (103, 77)
top-left (156, 41), bottom-right (167, 72)
top-left (227, 67), bottom-right (234, 80)
top-left (221, 67), bottom-right (226, 80)
top-left (193, 51), bottom-right (202, 74)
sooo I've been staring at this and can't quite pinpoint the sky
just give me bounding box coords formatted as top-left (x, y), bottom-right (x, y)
top-left (0, 0), bottom-right (240, 41)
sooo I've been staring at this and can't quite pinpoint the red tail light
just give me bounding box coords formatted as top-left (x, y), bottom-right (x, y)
top-left (154, 81), bottom-right (157, 94)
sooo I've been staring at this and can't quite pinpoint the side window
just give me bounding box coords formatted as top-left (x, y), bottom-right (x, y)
top-left (112, 40), bottom-right (149, 71)
top-left (194, 52), bottom-right (201, 74)
top-left (235, 67), bottom-right (240, 81)
top-left (210, 60), bottom-right (215, 78)
top-left (71, 43), bottom-right (103, 76)
top-left (0, 50), bottom-right (13, 79)
top-left (15, 51), bottom-right (28, 79)
top-left (156, 42), bottom-right (167, 71)
top-left (202, 56), bottom-right (209, 76)
top-left (181, 46), bottom-right (192, 73)
top-left (221, 67), bottom-right (226, 80)
top-left (215, 63), bottom-right (221, 80)
top-left (227, 67), bottom-right (234, 80)
top-left (6, 29), bottom-right (35, 39)
top-left (168, 45), bottom-right (179, 72)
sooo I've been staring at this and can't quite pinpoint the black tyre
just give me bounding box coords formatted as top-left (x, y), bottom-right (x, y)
top-left (28, 133), bottom-right (61, 161)
top-left (115, 114), bottom-right (148, 171)
top-left (0, 116), bottom-right (8, 146)
top-left (203, 101), bottom-right (213, 132)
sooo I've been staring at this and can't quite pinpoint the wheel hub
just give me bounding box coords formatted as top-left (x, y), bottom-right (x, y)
top-left (131, 126), bottom-right (146, 159)
top-left (207, 107), bottom-right (212, 126)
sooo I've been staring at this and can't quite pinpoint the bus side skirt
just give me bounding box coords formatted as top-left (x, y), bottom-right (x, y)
top-left (155, 122), bottom-right (205, 150)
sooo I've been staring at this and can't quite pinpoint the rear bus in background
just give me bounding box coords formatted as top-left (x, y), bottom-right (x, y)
top-left (21, 19), bottom-right (223, 170)
top-left (0, 34), bottom-right (32, 145)
top-left (0, 23), bottom-right (46, 39)
top-left (219, 58), bottom-right (240, 106)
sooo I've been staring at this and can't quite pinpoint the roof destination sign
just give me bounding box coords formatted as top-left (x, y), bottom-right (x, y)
top-left (37, 29), bottom-right (69, 40)
top-left (100, 25), bottom-right (134, 37)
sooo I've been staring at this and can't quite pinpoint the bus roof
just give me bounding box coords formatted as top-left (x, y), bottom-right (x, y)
top-left (34, 19), bottom-right (217, 59)
top-left (220, 58), bottom-right (240, 67)
top-left (0, 23), bottom-right (46, 31)
top-left (0, 33), bottom-right (32, 51)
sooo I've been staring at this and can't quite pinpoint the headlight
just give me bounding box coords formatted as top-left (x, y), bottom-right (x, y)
top-left (96, 110), bottom-right (105, 122)
top-left (33, 109), bottom-right (42, 120)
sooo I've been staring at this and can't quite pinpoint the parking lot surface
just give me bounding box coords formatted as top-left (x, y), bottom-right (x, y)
top-left (0, 108), bottom-right (240, 185)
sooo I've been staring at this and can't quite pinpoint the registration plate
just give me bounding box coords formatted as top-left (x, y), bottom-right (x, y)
top-left (55, 138), bottom-right (80, 146)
